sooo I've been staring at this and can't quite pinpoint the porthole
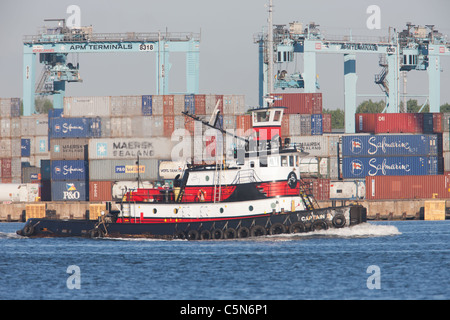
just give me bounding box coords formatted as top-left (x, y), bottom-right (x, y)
top-left (219, 208), bottom-right (224, 213)
top-left (249, 205), bottom-right (254, 211)
top-left (173, 208), bottom-right (178, 214)
top-left (205, 175), bottom-right (210, 181)
top-left (153, 208), bottom-right (157, 214)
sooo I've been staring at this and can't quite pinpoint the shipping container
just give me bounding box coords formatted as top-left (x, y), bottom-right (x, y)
top-left (281, 113), bottom-right (290, 138)
top-left (0, 140), bottom-right (11, 158)
top-left (64, 96), bottom-right (111, 117)
top-left (205, 94), bottom-right (224, 115)
top-left (300, 114), bottom-right (312, 135)
top-left (88, 138), bottom-right (174, 160)
top-left (89, 181), bottom-right (113, 201)
top-left (174, 95), bottom-right (185, 116)
top-left (442, 113), bottom-right (450, 132)
top-left (51, 160), bottom-right (88, 181)
top-left (311, 114), bottom-right (323, 135)
top-left (330, 180), bottom-right (366, 200)
top-left (223, 95), bottom-right (246, 115)
top-left (0, 118), bottom-right (11, 137)
top-left (288, 136), bottom-right (331, 157)
top-left (21, 115), bottom-right (49, 136)
top-left (342, 156), bottom-right (441, 179)
top-left (164, 116), bottom-right (175, 137)
top-left (22, 166), bottom-right (41, 183)
top-left (272, 93), bottom-right (322, 114)
top-left (51, 181), bottom-right (88, 201)
top-left (322, 113), bottom-right (332, 133)
top-left (151, 95), bottom-right (164, 115)
top-left (194, 94), bottom-right (206, 115)
top-left (110, 117), bottom-right (132, 138)
top-left (1, 98), bottom-right (20, 118)
top-left (131, 116), bottom-right (165, 137)
top-left (342, 134), bottom-right (439, 157)
top-left (111, 96), bottom-right (141, 116)
top-left (40, 160), bottom-right (51, 181)
top-left (142, 95), bottom-right (152, 116)
top-left (50, 138), bottom-right (88, 160)
top-left (301, 178), bottom-right (330, 201)
top-left (49, 117), bottom-right (101, 138)
top-left (365, 175), bottom-right (450, 200)
top-left (184, 94), bottom-right (195, 114)
top-left (21, 139), bottom-right (31, 157)
top-left (356, 113), bottom-right (424, 134)
top-left (163, 95), bottom-right (175, 116)
top-left (89, 159), bottom-right (159, 181)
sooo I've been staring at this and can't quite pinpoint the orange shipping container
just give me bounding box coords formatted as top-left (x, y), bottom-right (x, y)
top-left (163, 95), bottom-right (174, 116)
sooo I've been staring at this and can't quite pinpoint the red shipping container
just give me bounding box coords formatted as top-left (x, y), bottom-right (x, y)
top-left (433, 113), bottom-right (443, 133)
top-left (356, 113), bottom-right (424, 134)
top-left (89, 181), bottom-right (113, 201)
top-left (272, 93), bottom-right (323, 114)
top-left (365, 175), bottom-right (450, 200)
top-left (281, 114), bottom-right (290, 138)
top-left (1, 158), bottom-right (12, 178)
top-left (302, 178), bottom-right (330, 201)
top-left (163, 116), bottom-right (175, 137)
top-left (322, 113), bottom-right (332, 133)
top-left (163, 95), bottom-right (174, 116)
top-left (195, 95), bottom-right (206, 115)
top-left (236, 115), bottom-right (252, 133)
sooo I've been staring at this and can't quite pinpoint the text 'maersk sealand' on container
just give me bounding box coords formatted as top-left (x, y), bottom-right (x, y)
top-left (342, 156), bottom-right (440, 178)
top-left (342, 134), bottom-right (439, 157)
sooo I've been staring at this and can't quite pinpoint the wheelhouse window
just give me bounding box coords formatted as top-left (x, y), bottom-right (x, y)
top-left (273, 110), bottom-right (281, 122)
top-left (254, 111), bottom-right (271, 123)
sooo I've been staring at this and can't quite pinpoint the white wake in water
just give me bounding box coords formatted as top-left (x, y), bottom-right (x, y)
top-left (267, 222), bottom-right (401, 240)
top-left (0, 232), bottom-right (22, 239)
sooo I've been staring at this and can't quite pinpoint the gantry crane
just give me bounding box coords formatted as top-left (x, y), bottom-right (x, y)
top-left (23, 19), bottom-right (200, 116)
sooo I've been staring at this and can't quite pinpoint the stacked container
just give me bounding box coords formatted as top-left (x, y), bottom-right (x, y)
top-left (341, 134), bottom-right (442, 179)
top-left (0, 98), bottom-right (22, 183)
top-left (356, 113), bottom-right (443, 134)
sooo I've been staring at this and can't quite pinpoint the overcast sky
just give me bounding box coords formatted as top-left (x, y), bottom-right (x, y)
top-left (0, 0), bottom-right (449, 109)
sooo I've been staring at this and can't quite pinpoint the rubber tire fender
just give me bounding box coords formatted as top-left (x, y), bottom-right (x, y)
top-left (269, 223), bottom-right (286, 235)
top-left (250, 225), bottom-right (267, 237)
top-left (237, 226), bottom-right (250, 238)
top-left (311, 220), bottom-right (328, 231)
top-left (211, 229), bottom-right (224, 240)
top-left (332, 214), bottom-right (346, 228)
top-left (224, 228), bottom-right (237, 239)
top-left (187, 229), bottom-right (199, 241)
top-left (289, 221), bottom-right (306, 234)
top-left (200, 229), bottom-right (211, 240)
top-left (174, 231), bottom-right (186, 240)
top-left (22, 224), bottom-right (35, 237)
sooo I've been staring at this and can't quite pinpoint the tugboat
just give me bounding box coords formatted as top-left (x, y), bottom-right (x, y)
top-left (17, 103), bottom-right (366, 240)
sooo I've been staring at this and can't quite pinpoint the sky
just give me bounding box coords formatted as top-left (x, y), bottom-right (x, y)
top-left (0, 0), bottom-right (449, 109)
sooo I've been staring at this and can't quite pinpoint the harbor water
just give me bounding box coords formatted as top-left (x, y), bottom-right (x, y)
top-left (0, 221), bottom-right (449, 300)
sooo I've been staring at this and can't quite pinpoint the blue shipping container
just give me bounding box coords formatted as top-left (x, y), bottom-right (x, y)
top-left (342, 156), bottom-right (440, 178)
top-left (142, 95), bottom-right (152, 116)
top-left (41, 160), bottom-right (51, 181)
top-left (184, 94), bottom-right (195, 114)
top-left (50, 117), bottom-right (101, 138)
top-left (342, 134), bottom-right (438, 157)
top-left (51, 181), bottom-right (88, 201)
top-left (51, 160), bottom-right (88, 181)
top-left (311, 114), bottom-right (323, 135)
top-left (21, 139), bottom-right (31, 157)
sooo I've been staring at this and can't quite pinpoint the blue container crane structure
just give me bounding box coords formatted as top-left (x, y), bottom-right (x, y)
top-left (255, 17), bottom-right (450, 133)
top-left (22, 19), bottom-right (200, 116)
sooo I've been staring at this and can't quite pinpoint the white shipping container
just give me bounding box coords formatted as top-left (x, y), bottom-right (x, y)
top-left (0, 139), bottom-right (11, 158)
top-left (110, 117), bottom-right (133, 138)
top-left (130, 116), bottom-right (165, 137)
top-left (89, 159), bottom-right (159, 181)
top-left (289, 136), bottom-right (330, 157)
top-left (152, 95), bottom-right (164, 115)
top-left (64, 96), bottom-right (111, 117)
top-left (11, 157), bottom-right (21, 178)
top-left (289, 114), bottom-right (301, 136)
top-left (1, 118), bottom-right (11, 137)
top-left (10, 118), bottom-right (21, 138)
top-left (443, 132), bottom-right (450, 152)
top-left (88, 137), bottom-right (175, 160)
top-left (0, 98), bottom-right (12, 117)
top-left (11, 139), bottom-right (21, 158)
top-left (110, 96), bottom-right (141, 117)
top-left (330, 180), bottom-right (366, 200)
top-left (174, 95), bottom-right (185, 115)
top-left (20, 115), bottom-right (49, 136)
top-left (444, 151), bottom-right (450, 172)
